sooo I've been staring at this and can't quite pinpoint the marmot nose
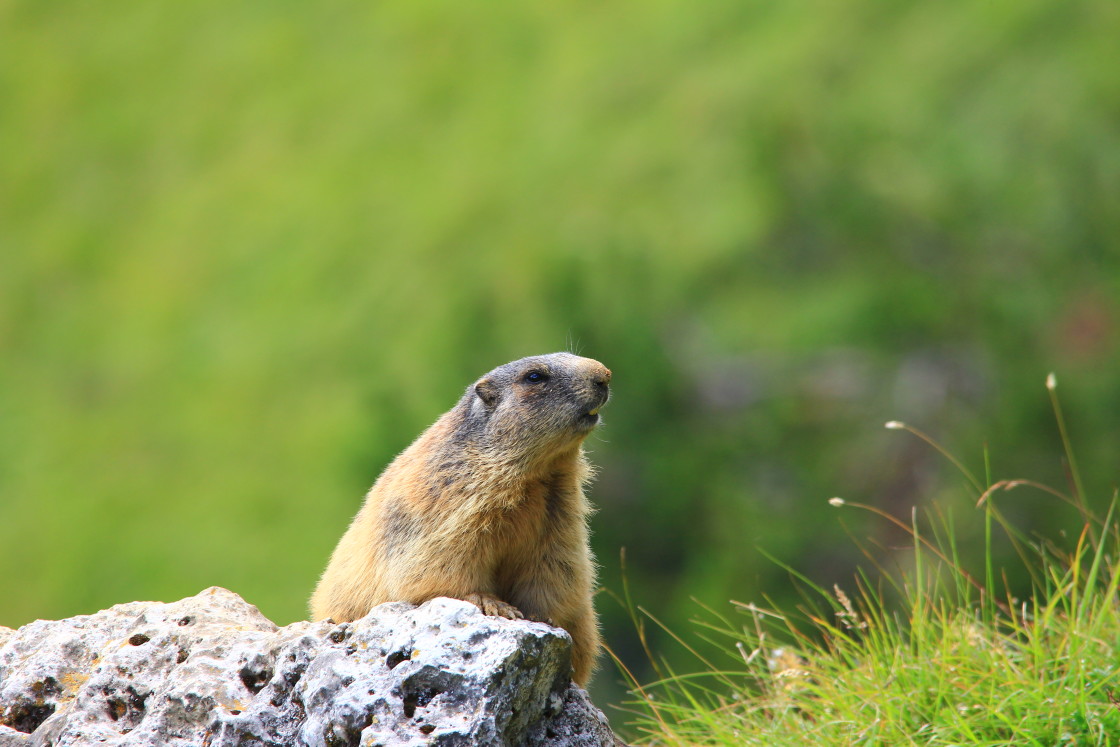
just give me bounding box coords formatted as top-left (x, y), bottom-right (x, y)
top-left (592, 367), bottom-right (611, 391)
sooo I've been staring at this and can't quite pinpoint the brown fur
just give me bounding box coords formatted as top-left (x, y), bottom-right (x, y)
top-left (310, 353), bottom-right (610, 685)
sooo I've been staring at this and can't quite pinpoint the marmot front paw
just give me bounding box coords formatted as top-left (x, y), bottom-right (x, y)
top-left (463, 593), bottom-right (524, 620)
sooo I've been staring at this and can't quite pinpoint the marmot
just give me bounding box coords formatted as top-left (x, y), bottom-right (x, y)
top-left (310, 353), bottom-right (611, 685)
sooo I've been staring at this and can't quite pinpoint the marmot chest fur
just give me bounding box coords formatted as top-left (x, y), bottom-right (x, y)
top-left (310, 352), bottom-right (611, 685)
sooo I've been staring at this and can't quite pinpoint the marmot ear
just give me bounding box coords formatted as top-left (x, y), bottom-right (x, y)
top-left (474, 378), bottom-right (499, 408)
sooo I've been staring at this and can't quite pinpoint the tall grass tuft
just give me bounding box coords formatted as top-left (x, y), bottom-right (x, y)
top-left (615, 375), bottom-right (1120, 746)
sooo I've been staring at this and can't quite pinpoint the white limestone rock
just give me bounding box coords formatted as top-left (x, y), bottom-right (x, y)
top-left (0, 588), bottom-right (620, 747)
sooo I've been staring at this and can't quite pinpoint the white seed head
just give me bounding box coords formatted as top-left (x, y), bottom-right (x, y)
top-left (884, 420), bottom-right (905, 430)
top-left (828, 497), bottom-right (846, 507)
top-left (1046, 372), bottom-right (1057, 391)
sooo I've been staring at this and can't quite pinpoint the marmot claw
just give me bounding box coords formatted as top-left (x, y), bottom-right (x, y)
top-left (463, 593), bottom-right (524, 620)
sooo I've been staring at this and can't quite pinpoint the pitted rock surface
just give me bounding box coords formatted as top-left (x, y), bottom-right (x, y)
top-left (0, 588), bottom-right (619, 746)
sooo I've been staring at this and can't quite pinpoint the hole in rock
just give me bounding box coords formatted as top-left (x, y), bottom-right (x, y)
top-left (1, 702), bottom-right (57, 734)
top-left (104, 686), bottom-right (148, 727)
top-left (385, 650), bottom-right (410, 670)
top-left (240, 664), bottom-right (273, 694)
top-left (398, 667), bottom-right (463, 719)
top-left (325, 712), bottom-right (373, 747)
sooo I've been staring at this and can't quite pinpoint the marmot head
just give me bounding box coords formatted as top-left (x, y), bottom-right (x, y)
top-left (462, 353), bottom-right (611, 466)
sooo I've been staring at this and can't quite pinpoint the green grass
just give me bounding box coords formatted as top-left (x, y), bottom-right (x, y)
top-left (616, 376), bottom-right (1120, 745)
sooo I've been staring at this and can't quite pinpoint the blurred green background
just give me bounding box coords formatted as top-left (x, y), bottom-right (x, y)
top-left (2, 0), bottom-right (1118, 716)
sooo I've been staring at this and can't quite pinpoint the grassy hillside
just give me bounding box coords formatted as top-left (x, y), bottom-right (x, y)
top-left (623, 387), bottom-right (1120, 744)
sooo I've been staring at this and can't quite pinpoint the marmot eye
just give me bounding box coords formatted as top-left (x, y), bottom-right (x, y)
top-left (524, 370), bottom-right (548, 384)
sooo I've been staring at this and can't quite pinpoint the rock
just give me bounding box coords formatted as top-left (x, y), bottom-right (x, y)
top-left (0, 588), bottom-right (621, 746)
